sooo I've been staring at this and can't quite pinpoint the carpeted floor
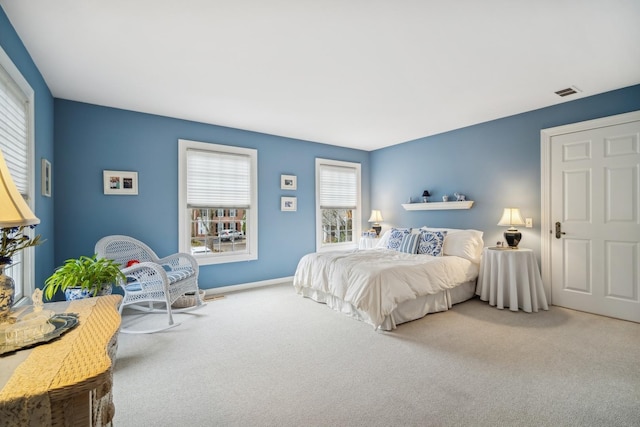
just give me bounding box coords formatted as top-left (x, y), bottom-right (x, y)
top-left (112, 282), bottom-right (640, 427)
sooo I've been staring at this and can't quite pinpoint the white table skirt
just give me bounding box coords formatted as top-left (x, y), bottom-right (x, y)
top-left (476, 248), bottom-right (549, 312)
top-left (359, 236), bottom-right (378, 250)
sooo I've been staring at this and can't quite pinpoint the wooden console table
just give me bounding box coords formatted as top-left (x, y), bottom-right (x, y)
top-left (0, 295), bottom-right (122, 426)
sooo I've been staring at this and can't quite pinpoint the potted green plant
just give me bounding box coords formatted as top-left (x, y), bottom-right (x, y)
top-left (44, 254), bottom-right (126, 301)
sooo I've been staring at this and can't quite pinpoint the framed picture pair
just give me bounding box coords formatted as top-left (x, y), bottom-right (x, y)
top-left (103, 170), bottom-right (138, 195)
top-left (281, 174), bottom-right (297, 211)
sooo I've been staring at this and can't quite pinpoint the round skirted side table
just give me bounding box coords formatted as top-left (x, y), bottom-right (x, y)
top-left (476, 247), bottom-right (549, 312)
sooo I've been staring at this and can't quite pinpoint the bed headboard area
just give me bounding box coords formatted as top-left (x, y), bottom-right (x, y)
top-left (375, 227), bottom-right (484, 263)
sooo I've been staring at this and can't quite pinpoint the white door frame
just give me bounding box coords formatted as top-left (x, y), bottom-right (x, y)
top-left (540, 110), bottom-right (640, 304)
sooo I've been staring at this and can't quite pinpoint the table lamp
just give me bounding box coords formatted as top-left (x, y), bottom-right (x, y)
top-left (497, 208), bottom-right (525, 248)
top-left (0, 149), bottom-right (40, 323)
top-left (368, 210), bottom-right (384, 236)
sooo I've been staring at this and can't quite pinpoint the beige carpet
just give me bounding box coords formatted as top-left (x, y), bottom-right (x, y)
top-left (112, 282), bottom-right (640, 427)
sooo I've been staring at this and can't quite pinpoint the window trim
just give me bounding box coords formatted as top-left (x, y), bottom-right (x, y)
top-left (0, 45), bottom-right (36, 305)
top-left (315, 158), bottom-right (361, 252)
top-left (178, 139), bottom-right (258, 265)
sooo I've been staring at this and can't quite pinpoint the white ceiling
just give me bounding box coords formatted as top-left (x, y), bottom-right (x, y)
top-left (2, 1), bottom-right (640, 151)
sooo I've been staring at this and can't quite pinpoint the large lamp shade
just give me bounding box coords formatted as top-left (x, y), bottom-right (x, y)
top-left (0, 149), bottom-right (39, 228)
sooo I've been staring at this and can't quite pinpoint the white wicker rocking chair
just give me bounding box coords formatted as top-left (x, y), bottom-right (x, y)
top-left (95, 235), bottom-right (203, 334)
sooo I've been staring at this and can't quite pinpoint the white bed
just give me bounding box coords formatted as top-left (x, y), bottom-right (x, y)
top-left (293, 227), bottom-right (484, 330)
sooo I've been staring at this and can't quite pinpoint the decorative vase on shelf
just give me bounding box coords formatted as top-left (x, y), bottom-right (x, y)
top-left (0, 264), bottom-right (15, 323)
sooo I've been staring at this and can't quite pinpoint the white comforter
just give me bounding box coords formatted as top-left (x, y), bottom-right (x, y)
top-left (293, 248), bottom-right (479, 328)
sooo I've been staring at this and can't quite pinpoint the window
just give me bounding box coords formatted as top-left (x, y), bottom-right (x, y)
top-left (0, 46), bottom-right (36, 303)
top-left (178, 139), bottom-right (257, 265)
top-left (316, 158), bottom-right (361, 252)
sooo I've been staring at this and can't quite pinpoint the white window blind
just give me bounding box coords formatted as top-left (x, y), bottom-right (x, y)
top-left (0, 64), bottom-right (28, 195)
top-left (319, 164), bottom-right (357, 209)
top-left (186, 149), bottom-right (251, 208)
top-left (0, 46), bottom-right (35, 303)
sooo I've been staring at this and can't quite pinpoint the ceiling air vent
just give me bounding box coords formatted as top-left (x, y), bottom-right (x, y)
top-left (555, 86), bottom-right (582, 97)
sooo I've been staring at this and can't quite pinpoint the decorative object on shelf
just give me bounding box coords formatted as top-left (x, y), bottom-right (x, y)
top-left (103, 170), bottom-right (138, 195)
top-left (422, 190), bottom-right (431, 203)
top-left (401, 200), bottom-right (474, 210)
top-left (368, 209), bottom-right (384, 236)
top-left (497, 207), bottom-right (525, 248)
top-left (0, 149), bottom-right (42, 324)
top-left (454, 192), bottom-right (466, 201)
top-left (280, 174), bottom-right (297, 190)
top-left (442, 194), bottom-right (449, 202)
top-left (41, 158), bottom-right (52, 197)
top-left (43, 254), bottom-right (126, 301)
top-left (281, 196), bottom-right (297, 211)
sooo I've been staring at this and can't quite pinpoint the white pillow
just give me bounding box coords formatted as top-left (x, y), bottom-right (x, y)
top-left (376, 230), bottom-right (391, 248)
top-left (421, 228), bottom-right (484, 263)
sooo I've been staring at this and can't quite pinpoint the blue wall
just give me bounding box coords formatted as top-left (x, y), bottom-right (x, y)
top-left (54, 100), bottom-right (370, 289)
top-left (371, 85), bottom-right (640, 261)
top-left (0, 7), bottom-right (55, 288)
top-left (3, 4), bottom-right (640, 292)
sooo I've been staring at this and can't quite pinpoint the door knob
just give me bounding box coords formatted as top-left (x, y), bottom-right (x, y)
top-left (555, 222), bottom-right (566, 239)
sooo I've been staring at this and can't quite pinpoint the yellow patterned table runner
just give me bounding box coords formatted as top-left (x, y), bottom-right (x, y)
top-left (0, 295), bottom-right (121, 427)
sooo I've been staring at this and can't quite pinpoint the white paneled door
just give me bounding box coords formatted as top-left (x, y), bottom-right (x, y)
top-left (542, 112), bottom-right (640, 323)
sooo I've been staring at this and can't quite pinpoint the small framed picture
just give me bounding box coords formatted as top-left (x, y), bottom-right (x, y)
top-left (280, 174), bottom-right (297, 190)
top-left (41, 158), bottom-right (51, 197)
top-left (103, 170), bottom-right (138, 195)
top-left (281, 196), bottom-right (297, 212)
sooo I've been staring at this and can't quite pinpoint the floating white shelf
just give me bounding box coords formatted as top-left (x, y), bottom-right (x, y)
top-left (401, 201), bottom-right (474, 211)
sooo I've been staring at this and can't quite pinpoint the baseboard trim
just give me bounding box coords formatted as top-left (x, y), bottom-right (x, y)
top-left (203, 276), bottom-right (293, 296)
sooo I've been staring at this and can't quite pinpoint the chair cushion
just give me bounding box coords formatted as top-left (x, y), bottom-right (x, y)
top-left (124, 282), bottom-right (142, 292)
top-left (166, 269), bottom-right (195, 284)
top-left (123, 268), bottom-right (195, 292)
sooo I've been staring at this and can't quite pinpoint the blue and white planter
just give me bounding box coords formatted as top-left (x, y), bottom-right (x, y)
top-left (64, 285), bottom-right (113, 301)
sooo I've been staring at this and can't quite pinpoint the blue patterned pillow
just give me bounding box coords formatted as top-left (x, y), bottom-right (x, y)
top-left (398, 233), bottom-right (420, 254)
top-left (418, 230), bottom-right (447, 256)
top-left (386, 228), bottom-right (411, 251)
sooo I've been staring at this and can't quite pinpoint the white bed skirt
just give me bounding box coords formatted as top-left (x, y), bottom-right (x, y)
top-left (299, 280), bottom-right (477, 331)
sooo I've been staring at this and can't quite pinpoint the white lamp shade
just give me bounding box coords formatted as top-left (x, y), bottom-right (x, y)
top-left (0, 149), bottom-right (39, 228)
top-left (497, 208), bottom-right (524, 228)
top-left (368, 210), bottom-right (384, 223)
